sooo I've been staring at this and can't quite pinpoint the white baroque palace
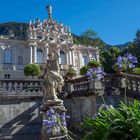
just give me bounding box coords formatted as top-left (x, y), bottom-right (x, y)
top-left (0, 5), bottom-right (99, 79)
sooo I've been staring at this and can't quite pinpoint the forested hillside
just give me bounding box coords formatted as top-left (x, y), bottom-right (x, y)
top-left (0, 22), bottom-right (28, 38)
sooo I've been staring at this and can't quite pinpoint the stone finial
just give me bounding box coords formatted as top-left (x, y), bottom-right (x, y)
top-left (46, 5), bottom-right (52, 20)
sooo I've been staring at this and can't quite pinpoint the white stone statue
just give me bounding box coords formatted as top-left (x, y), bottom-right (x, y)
top-left (46, 5), bottom-right (52, 19)
top-left (43, 50), bottom-right (64, 102)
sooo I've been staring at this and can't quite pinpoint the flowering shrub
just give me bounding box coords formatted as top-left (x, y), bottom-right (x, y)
top-left (114, 53), bottom-right (138, 102)
top-left (83, 100), bottom-right (140, 140)
top-left (132, 67), bottom-right (140, 75)
top-left (43, 109), bottom-right (71, 139)
top-left (114, 53), bottom-right (138, 72)
top-left (86, 67), bottom-right (106, 80)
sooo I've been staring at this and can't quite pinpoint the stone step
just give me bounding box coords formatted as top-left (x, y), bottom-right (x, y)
top-left (0, 136), bottom-right (13, 140)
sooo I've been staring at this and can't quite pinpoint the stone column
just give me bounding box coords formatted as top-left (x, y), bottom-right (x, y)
top-left (41, 51), bottom-right (68, 139)
top-left (69, 50), bottom-right (72, 65)
top-left (34, 46), bottom-right (37, 63)
top-left (44, 47), bottom-right (48, 63)
top-left (57, 48), bottom-right (61, 64)
top-left (30, 46), bottom-right (32, 63)
top-left (71, 49), bottom-right (75, 66)
top-left (66, 52), bottom-right (69, 65)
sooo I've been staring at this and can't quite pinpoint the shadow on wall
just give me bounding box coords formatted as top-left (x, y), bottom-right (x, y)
top-left (0, 101), bottom-right (42, 140)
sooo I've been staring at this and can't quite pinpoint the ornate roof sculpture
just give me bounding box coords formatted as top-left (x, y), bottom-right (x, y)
top-left (27, 5), bottom-right (73, 44)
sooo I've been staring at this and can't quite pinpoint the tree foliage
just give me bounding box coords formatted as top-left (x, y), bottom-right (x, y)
top-left (0, 22), bottom-right (28, 38)
top-left (73, 29), bottom-right (105, 49)
top-left (80, 66), bottom-right (89, 75)
top-left (101, 47), bottom-right (121, 73)
top-left (24, 64), bottom-right (41, 77)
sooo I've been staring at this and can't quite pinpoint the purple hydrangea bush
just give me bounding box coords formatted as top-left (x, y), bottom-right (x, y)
top-left (116, 53), bottom-right (138, 72)
top-left (86, 67), bottom-right (106, 104)
top-left (43, 109), bottom-right (71, 138)
top-left (86, 67), bottom-right (106, 81)
top-left (115, 53), bottom-right (138, 102)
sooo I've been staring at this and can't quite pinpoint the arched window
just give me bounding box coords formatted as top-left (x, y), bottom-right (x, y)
top-left (37, 48), bottom-right (43, 64)
top-left (60, 51), bottom-right (66, 65)
top-left (83, 55), bottom-right (89, 66)
top-left (18, 56), bottom-right (23, 65)
top-left (4, 49), bottom-right (12, 64)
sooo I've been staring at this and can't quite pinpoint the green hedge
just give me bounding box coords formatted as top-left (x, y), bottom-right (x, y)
top-left (80, 66), bottom-right (89, 75)
top-left (88, 60), bottom-right (101, 68)
top-left (24, 64), bottom-right (41, 76)
top-left (132, 67), bottom-right (140, 75)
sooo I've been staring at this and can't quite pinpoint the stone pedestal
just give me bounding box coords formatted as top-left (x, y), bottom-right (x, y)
top-left (41, 100), bottom-right (67, 140)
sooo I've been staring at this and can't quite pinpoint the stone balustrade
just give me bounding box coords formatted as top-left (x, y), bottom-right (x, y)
top-left (64, 74), bottom-right (140, 98)
top-left (64, 76), bottom-right (104, 96)
top-left (0, 79), bottom-right (44, 96)
top-left (64, 76), bottom-right (89, 96)
top-left (119, 73), bottom-right (140, 99)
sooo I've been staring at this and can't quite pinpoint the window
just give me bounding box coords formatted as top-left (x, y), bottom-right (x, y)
top-left (37, 48), bottom-right (43, 64)
top-left (4, 49), bottom-right (12, 64)
top-left (83, 55), bottom-right (89, 66)
top-left (60, 51), bottom-right (66, 65)
top-left (4, 74), bottom-right (10, 79)
top-left (18, 56), bottom-right (23, 65)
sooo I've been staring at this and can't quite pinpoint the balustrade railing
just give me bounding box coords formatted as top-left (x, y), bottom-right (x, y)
top-left (120, 74), bottom-right (140, 97)
top-left (0, 79), bottom-right (44, 96)
top-left (64, 74), bottom-right (140, 97)
top-left (65, 76), bottom-right (90, 96)
top-left (64, 76), bottom-right (104, 96)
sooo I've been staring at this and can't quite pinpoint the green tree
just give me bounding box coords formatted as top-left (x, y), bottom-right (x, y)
top-left (73, 29), bottom-right (105, 49)
top-left (134, 29), bottom-right (140, 45)
top-left (101, 47), bottom-right (121, 73)
top-left (80, 66), bottom-right (89, 75)
top-left (24, 64), bottom-right (41, 77)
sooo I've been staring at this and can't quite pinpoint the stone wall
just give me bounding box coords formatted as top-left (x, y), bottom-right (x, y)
top-left (0, 99), bottom-right (42, 140)
top-left (64, 96), bottom-right (96, 125)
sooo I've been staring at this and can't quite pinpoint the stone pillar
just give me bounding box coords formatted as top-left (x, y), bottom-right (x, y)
top-left (79, 53), bottom-right (83, 68)
top-left (44, 47), bottom-right (48, 63)
top-left (57, 48), bottom-right (61, 64)
top-left (41, 49), bottom-right (68, 139)
top-left (30, 46), bottom-right (33, 63)
top-left (69, 50), bottom-right (72, 65)
top-left (34, 46), bottom-right (37, 63)
top-left (66, 52), bottom-right (69, 65)
top-left (71, 49), bottom-right (75, 66)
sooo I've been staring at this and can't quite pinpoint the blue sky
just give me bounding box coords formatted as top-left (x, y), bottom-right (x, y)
top-left (0, 0), bottom-right (140, 45)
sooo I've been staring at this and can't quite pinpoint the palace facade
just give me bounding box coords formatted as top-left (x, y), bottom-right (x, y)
top-left (0, 5), bottom-right (99, 79)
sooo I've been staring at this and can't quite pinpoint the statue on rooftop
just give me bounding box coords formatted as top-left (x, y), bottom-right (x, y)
top-left (46, 5), bottom-right (52, 20)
